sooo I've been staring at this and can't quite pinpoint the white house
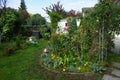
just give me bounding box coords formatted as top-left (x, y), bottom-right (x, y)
top-left (56, 19), bottom-right (80, 34)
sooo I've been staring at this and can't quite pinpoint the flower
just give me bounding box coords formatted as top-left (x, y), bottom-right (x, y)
top-left (77, 67), bottom-right (81, 71)
top-left (63, 68), bottom-right (66, 72)
top-left (84, 62), bottom-right (88, 67)
top-left (64, 26), bottom-right (69, 31)
top-left (59, 61), bottom-right (63, 65)
top-left (51, 54), bottom-right (56, 59)
top-left (84, 64), bottom-right (87, 67)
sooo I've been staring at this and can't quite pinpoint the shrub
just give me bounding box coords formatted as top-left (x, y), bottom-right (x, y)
top-left (44, 33), bottom-right (50, 40)
top-left (3, 46), bottom-right (15, 56)
top-left (39, 25), bottom-right (51, 39)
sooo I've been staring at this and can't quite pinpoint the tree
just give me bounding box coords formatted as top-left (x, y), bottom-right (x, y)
top-left (65, 9), bottom-right (76, 18)
top-left (0, 8), bottom-right (22, 41)
top-left (27, 14), bottom-right (46, 26)
top-left (19, 0), bottom-right (29, 24)
top-left (0, 0), bottom-right (8, 43)
top-left (49, 12), bottom-right (62, 32)
top-left (68, 18), bottom-right (77, 34)
top-left (19, 0), bottom-right (26, 10)
top-left (43, 1), bottom-right (66, 18)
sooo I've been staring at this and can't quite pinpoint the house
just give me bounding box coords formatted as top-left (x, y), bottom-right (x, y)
top-left (56, 19), bottom-right (80, 34)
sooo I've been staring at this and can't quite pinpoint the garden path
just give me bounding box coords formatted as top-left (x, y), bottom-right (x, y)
top-left (103, 62), bottom-right (120, 80)
top-left (113, 35), bottom-right (120, 54)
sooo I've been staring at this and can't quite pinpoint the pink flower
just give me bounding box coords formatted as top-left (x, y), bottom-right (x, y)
top-left (64, 26), bottom-right (69, 31)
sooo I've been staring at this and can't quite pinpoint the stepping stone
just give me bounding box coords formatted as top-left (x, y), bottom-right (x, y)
top-left (112, 69), bottom-right (120, 77)
top-left (113, 62), bottom-right (120, 68)
top-left (103, 74), bottom-right (120, 80)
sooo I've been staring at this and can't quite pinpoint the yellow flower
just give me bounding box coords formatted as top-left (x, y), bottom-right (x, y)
top-left (77, 67), bottom-right (81, 71)
top-left (84, 62), bottom-right (88, 67)
top-left (84, 64), bottom-right (87, 67)
top-left (59, 62), bottom-right (64, 65)
top-left (63, 68), bottom-right (66, 72)
top-left (51, 54), bottom-right (56, 59)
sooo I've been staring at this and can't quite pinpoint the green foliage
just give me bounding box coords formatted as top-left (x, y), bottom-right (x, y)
top-left (49, 12), bottom-right (62, 31)
top-left (44, 33), bottom-right (50, 40)
top-left (94, 0), bottom-right (120, 32)
top-left (0, 8), bottom-right (22, 41)
top-left (19, 0), bottom-right (26, 10)
top-left (19, 0), bottom-right (29, 24)
top-left (80, 0), bottom-right (120, 62)
top-left (39, 26), bottom-right (51, 39)
top-left (40, 0), bottom-right (120, 74)
top-left (15, 35), bottom-right (28, 49)
top-left (27, 14), bottom-right (46, 26)
top-left (68, 18), bottom-right (77, 34)
top-left (89, 62), bottom-right (106, 73)
top-left (19, 10), bottom-right (29, 24)
top-left (41, 32), bottom-right (92, 72)
top-left (108, 53), bottom-right (120, 63)
top-left (78, 25), bottom-right (92, 57)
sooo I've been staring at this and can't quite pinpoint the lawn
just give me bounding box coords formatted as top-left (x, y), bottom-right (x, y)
top-left (0, 39), bottom-right (48, 80)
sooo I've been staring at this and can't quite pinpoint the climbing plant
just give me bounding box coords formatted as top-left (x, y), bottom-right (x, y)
top-left (81, 0), bottom-right (120, 62)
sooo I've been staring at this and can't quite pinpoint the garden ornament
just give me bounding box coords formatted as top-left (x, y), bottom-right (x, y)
top-left (43, 48), bottom-right (48, 53)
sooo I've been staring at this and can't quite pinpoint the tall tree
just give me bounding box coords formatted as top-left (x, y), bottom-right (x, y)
top-left (19, 0), bottom-right (29, 24)
top-left (43, 1), bottom-right (66, 18)
top-left (19, 0), bottom-right (26, 10)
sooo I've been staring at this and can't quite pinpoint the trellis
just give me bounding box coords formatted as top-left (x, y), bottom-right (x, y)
top-left (98, 21), bottom-right (107, 63)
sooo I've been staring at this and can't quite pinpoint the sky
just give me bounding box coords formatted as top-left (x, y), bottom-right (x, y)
top-left (7, 0), bottom-right (98, 22)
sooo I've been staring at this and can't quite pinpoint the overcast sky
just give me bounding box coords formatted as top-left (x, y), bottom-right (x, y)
top-left (7, 0), bottom-right (98, 22)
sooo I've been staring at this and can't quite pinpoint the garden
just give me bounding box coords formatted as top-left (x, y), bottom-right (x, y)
top-left (0, 0), bottom-right (120, 80)
top-left (41, 0), bottom-right (120, 74)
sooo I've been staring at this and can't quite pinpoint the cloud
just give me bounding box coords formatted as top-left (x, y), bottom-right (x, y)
top-left (63, 0), bottom-right (98, 12)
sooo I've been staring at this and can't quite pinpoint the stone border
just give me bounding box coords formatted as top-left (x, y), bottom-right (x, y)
top-left (39, 61), bottom-right (95, 75)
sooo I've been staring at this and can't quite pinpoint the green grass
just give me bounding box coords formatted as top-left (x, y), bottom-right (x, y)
top-left (0, 39), bottom-right (48, 80)
top-left (108, 53), bottom-right (120, 63)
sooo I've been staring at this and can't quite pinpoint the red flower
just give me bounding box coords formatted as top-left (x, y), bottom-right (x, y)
top-left (64, 26), bottom-right (69, 31)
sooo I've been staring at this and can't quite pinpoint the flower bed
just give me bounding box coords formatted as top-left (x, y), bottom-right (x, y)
top-left (40, 17), bottom-right (106, 74)
top-left (40, 33), bottom-right (105, 73)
